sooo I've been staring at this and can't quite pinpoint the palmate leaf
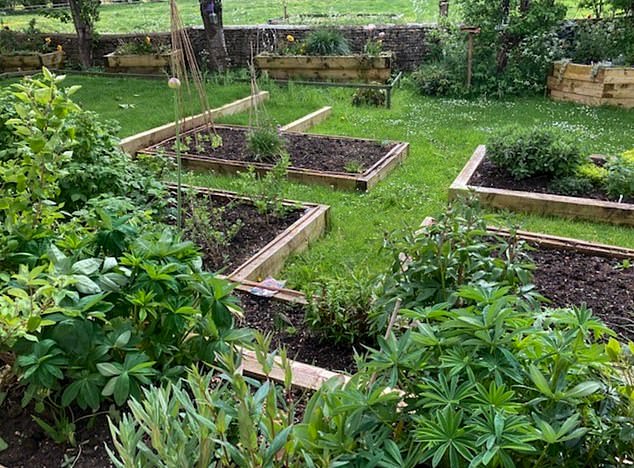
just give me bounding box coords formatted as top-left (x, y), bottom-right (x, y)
top-left (415, 407), bottom-right (476, 467)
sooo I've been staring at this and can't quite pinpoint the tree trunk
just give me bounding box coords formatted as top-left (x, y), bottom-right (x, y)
top-left (439, 0), bottom-right (449, 17)
top-left (68, 0), bottom-right (92, 68)
top-left (199, 0), bottom-right (228, 72)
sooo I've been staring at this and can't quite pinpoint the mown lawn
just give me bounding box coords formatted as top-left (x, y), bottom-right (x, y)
top-left (0, 0), bottom-right (589, 34)
top-left (1, 73), bottom-right (631, 290)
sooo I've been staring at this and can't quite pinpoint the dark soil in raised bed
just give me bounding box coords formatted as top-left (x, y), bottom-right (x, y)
top-left (0, 385), bottom-right (113, 468)
top-left (153, 125), bottom-right (397, 174)
top-left (175, 192), bottom-right (303, 274)
top-left (471, 158), bottom-right (634, 204)
top-left (237, 291), bottom-right (357, 373)
top-left (530, 246), bottom-right (634, 342)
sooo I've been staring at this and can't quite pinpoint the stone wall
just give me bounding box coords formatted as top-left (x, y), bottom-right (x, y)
top-left (43, 23), bottom-right (436, 71)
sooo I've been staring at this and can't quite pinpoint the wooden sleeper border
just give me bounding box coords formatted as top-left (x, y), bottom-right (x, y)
top-left (450, 145), bottom-right (634, 226)
top-left (178, 183), bottom-right (330, 282)
top-left (421, 216), bottom-right (634, 260)
top-left (142, 123), bottom-right (409, 192)
top-left (119, 91), bottom-right (270, 155)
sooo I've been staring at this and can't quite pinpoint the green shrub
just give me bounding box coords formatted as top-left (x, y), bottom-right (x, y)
top-left (372, 199), bottom-right (537, 334)
top-left (487, 126), bottom-right (583, 180)
top-left (108, 339), bottom-right (304, 467)
top-left (605, 150), bottom-right (634, 199)
top-left (351, 86), bottom-right (386, 107)
top-left (549, 174), bottom-right (594, 196)
top-left (246, 125), bottom-right (286, 163)
top-left (411, 63), bottom-right (459, 97)
top-left (304, 29), bottom-right (350, 56)
top-left (305, 269), bottom-right (377, 344)
top-left (0, 71), bottom-right (164, 213)
top-left (577, 162), bottom-right (608, 186)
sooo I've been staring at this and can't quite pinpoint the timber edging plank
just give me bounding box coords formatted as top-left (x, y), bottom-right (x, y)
top-left (281, 106), bottom-right (332, 133)
top-left (548, 62), bottom-right (634, 108)
top-left (119, 92), bottom-right (270, 155)
top-left (141, 123), bottom-right (410, 192)
top-left (173, 183), bottom-right (330, 282)
top-left (450, 146), bottom-right (634, 226)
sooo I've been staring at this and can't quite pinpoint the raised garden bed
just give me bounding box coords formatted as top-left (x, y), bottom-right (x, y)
top-left (178, 184), bottom-right (329, 281)
top-left (421, 217), bottom-right (634, 342)
top-left (548, 61), bottom-right (634, 109)
top-left (0, 50), bottom-right (64, 72)
top-left (143, 124), bottom-right (409, 191)
top-left (255, 52), bottom-right (393, 82)
top-left (450, 146), bottom-right (634, 225)
top-left (104, 50), bottom-right (177, 74)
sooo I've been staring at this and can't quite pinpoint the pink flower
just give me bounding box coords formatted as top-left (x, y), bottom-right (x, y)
top-left (366, 24), bottom-right (376, 32)
top-left (378, 32), bottom-right (386, 39)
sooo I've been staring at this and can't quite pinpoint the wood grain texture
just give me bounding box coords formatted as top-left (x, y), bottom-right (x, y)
top-left (241, 349), bottom-right (350, 391)
top-left (281, 106), bottom-right (332, 133)
top-left (549, 62), bottom-right (634, 108)
top-left (255, 53), bottom-right (393, 83)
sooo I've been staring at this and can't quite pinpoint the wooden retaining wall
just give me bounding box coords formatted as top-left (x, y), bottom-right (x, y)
top-left (255, 53), bottom-right (393, 82)
top-left (548, 62), bottom-right (634, 109)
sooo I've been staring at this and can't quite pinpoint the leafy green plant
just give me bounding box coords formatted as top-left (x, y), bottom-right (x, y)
top-left (113, 35), bottom-right (169, 55)
top-left (549, 174), bottom-right (594, 196)
top-left (351, 87), bottom-right (386, 107)
top-left (343, 159), bottom-right (365, 173)
top-left (411, 63), bottom-right (460, 97)
top-left (304, 29), bottom-right (351, 56)
top-left (246, 125), bottom-right (286, 163)
top-left (373, 199), bottom-right (537, 333)
top-left (236, 153), bottom-right (293, 220)
top-left (183, 192), bottom-right (244, 267)
top-left (305, 268), bottom-right (377, 344)
top-left (487, 126), bottom-right (583, 180)
top-left (605, 150), bottom-right (634, 200)
top-left (107, 340), bottom-right (306, 467)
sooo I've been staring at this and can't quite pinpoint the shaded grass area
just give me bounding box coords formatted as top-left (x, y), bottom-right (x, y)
top-left (1, 0), bottom-right (588, 34)
top-left (1, 73), bottom-right (631, 290)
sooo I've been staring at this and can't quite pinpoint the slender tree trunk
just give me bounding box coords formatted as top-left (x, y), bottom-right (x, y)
top-left (68, 0), bottom-right (92, 68)
top-left (199, 0), bottom-right (228, 72)
top-left (439, 0), bottom-right (449, 17)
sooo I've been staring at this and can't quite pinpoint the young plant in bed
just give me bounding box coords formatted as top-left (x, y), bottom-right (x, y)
top-left (183, 191), bottom-right (244, 270)
top-left (237, 154), bottom-right (294, 223)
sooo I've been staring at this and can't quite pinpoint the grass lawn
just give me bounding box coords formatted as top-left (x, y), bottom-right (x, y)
top-left (0, 0), bottom-right (589, 34)
top-left (1, 73), bottom-right (632, 290)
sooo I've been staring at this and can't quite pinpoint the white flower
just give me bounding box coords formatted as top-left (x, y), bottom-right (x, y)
top-left (366, 24), bottom-right (376, 32)
top-left (168, 77), bottom-right (181, 89)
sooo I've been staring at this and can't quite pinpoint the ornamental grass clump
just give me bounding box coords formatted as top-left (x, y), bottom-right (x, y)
top-left (487, 126), bottom-right (583, 180)
top-left (304, 29), bottom-right (350, 56)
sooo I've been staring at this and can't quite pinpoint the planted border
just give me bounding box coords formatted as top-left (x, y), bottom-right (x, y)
top-left (141, 122), bottom-right (409, 191)
top-left (232, 279), bottom-right (350, 391)
top-left (180, 184), bottom-right (330, 282)
top-left (450, 146), bottom-right (634, 226)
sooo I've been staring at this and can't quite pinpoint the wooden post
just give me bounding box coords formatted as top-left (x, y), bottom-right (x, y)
top-left (460, 26), bottom-right (480, 90)
top-left (439, 0), bottom-right (449, 17)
